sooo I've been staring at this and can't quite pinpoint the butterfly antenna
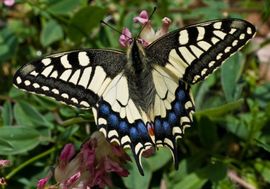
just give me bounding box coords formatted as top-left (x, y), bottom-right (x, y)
top-left (136, 7), bottom-right (157, 38)
top-left (100, 20), bottom-right (132, 40)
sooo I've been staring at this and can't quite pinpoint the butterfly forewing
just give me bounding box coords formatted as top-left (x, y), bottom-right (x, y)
top-left (13, 49), bottom-right (126, 108)
top-left (147, 18), bottom-right (256, 84)
top-left (144, 18), bottom-right (255, 170)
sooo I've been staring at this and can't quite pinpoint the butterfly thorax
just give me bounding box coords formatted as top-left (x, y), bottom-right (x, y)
top-left (125, 40), bottom-right (156, 112)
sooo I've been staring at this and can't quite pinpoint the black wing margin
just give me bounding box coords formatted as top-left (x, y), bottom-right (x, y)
top-left (13, 49), bottom-right (126, 109)
top-left (146, 18), bottom-right (256, 84)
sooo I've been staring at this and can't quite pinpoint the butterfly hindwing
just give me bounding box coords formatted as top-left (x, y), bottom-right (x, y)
top-left (147, 18), bottom-right (256, 84)
top-left (151, 65), bottom-right (195, 166)
top-left (95, 73), bottom-right (154, 175)
top-left (13, 49), bottom-right (126, 109)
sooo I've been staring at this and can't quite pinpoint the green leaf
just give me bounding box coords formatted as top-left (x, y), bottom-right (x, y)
top-left (254, 83), bottom-right (270, 108)
top-left (212, 178), bottom-right (236, 189)
top-left (0, 27), bottom-right (18, 61)
top-left (0, 126), bottom-right (40, 155)
top-left (48, 0), bottom-right (85, 15)
top-left (198, 116), bottom-right (218, 148)
top-left (221, 53), bottom-right (243, 102)
top-left (14, 101), bottom-right (53, 128)
top-left (146, 148), bottom-right (172, 172)
top-left (254, 159), bottom-right (270, 183)
top-left (174, 172), bottom-right (207, 189)
top-left (224, 115), bottom-right (249, 139)
top-left (168, 154), bottom-right (207, 186)
top-left (60, 106), bottom-right (77, 118)
top-left (123, 154), bottom-right (152, 189)
top-left (197, 162), bottom-right (227, 182)
top-left (255, 138), bottom-right (270, 152)
top-left (2, 101), bottom-right (13, 126)
top-left (194, 74), bottom-right (216, 110)
top-left (40, 19), bottom-right (64, 47)
top-left (195, 99), bottom-right (244, 119)
top-left (0, 44), bottom-right (9, 59)
top-left (68, 6), bottom-right (106, 42)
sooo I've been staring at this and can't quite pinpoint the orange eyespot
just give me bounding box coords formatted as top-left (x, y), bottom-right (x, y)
top-left (147, 123), bottom-right (155, 136)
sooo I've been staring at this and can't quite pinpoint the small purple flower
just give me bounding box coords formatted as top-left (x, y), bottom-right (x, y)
top-left (0, 160), bottom-right (10, 168)
top-left (133, 10), bottom-right (149, 24)
top-left (37, 177), bottom-right (49, 189)
top-left (59, 143), bottom-right (76, 168)
top-left (3, 0), bottom-right (15, 6)
top-left (119, 28), bottom-right (133, 48)
top-left (119, 10), bottom-right (172, 47)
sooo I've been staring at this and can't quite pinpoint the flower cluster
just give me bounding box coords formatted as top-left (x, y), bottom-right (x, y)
top-left (2, 0), bottom-right (15, 6)
top-left (119, 10), bottom-right (172, 47)
top-left (0, 159), bottom-right (10, 187)
top-left (37, 132), bottom-right (130, 189)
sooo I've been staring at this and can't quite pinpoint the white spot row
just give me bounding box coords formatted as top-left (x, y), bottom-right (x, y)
top-left (197, 27), bottom-right (205, 41)
top-left (213, 22), bottom-right (222, 29)
top-left (247, 27), bottom-right (252, 35)
top-left (179, 30), bottom-right (189, 45)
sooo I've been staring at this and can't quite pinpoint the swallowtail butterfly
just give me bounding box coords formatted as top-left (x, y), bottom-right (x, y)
top-left (13, 17), bottom-right (256, 175)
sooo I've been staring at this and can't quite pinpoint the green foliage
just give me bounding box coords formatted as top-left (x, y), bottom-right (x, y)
top-left (0, 0), bottom-right (269, 188)
top-left (0, 127), bottom-right (40, 155)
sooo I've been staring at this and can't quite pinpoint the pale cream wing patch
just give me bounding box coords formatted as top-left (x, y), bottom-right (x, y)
top-left (95, 73), bottom-right (155, 175)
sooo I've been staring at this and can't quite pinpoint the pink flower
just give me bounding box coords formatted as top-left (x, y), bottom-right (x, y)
top-left (119, 10), bottom-right (172, 48)
top-left (38, 132), bottom-right (130, 189)
top-left (3, 0), bottom-right (15, 6)
top-left (63, 172), bottom-right (81, 188)
top-left (0, 177), bottom-right (7, 186)
top-left (37, 177), bottom-right (49, 189)
top-left (133, 10), bottom-right (149, 24)
top-left (0, 160), bottom-right (10, 168)
top-left (59, 143), bottom-right (76, 168)
top-left (119, 28), bottom-right (133, 47)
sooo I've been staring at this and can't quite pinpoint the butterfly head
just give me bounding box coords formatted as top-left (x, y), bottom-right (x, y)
top-left (126, 38), bottom-right (146, 65)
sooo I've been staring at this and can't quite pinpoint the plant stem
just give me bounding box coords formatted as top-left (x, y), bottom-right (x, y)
top-left (5, 147), bottom-right (56, 180)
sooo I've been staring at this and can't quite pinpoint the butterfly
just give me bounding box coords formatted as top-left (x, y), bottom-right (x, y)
top-left (13, 17), bottom-right (256, 175)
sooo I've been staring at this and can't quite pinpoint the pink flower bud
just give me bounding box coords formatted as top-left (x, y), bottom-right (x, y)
top-left (133, 10), bottom-right (149, 24)
top-left (37, 177), bottom-right (48, 189)
top-left (65, 172), bottom-right (81, 187)
top-left (60, 143), bottom-right (75, 163)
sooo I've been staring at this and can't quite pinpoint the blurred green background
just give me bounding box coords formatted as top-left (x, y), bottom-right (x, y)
top-left (1, 0), bottom-right (270, 188)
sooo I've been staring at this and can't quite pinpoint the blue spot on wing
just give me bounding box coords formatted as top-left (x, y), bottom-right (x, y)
top-left (137, 121), bottom-right (148, 136)
top-left (99, 103), bottom-right (110, 116)
top-left (154, 119), bottom-right (162, 137)
top-left (108, 114), bottom-right (119, 127)
top-left (129, 127), bottom-right (139, 140)
top-left (173, 101), bottom-right (183, 115)
top-left (96, 100), bottom-right (154, 176)
top-left (177, 90), bottom-right (186, 101)
top-left (119, 121), bottom-right (129, 133)
top-left (163, 121), bottom-right (171, 135)
top-left (168, 112), bottom-right (177, 125)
